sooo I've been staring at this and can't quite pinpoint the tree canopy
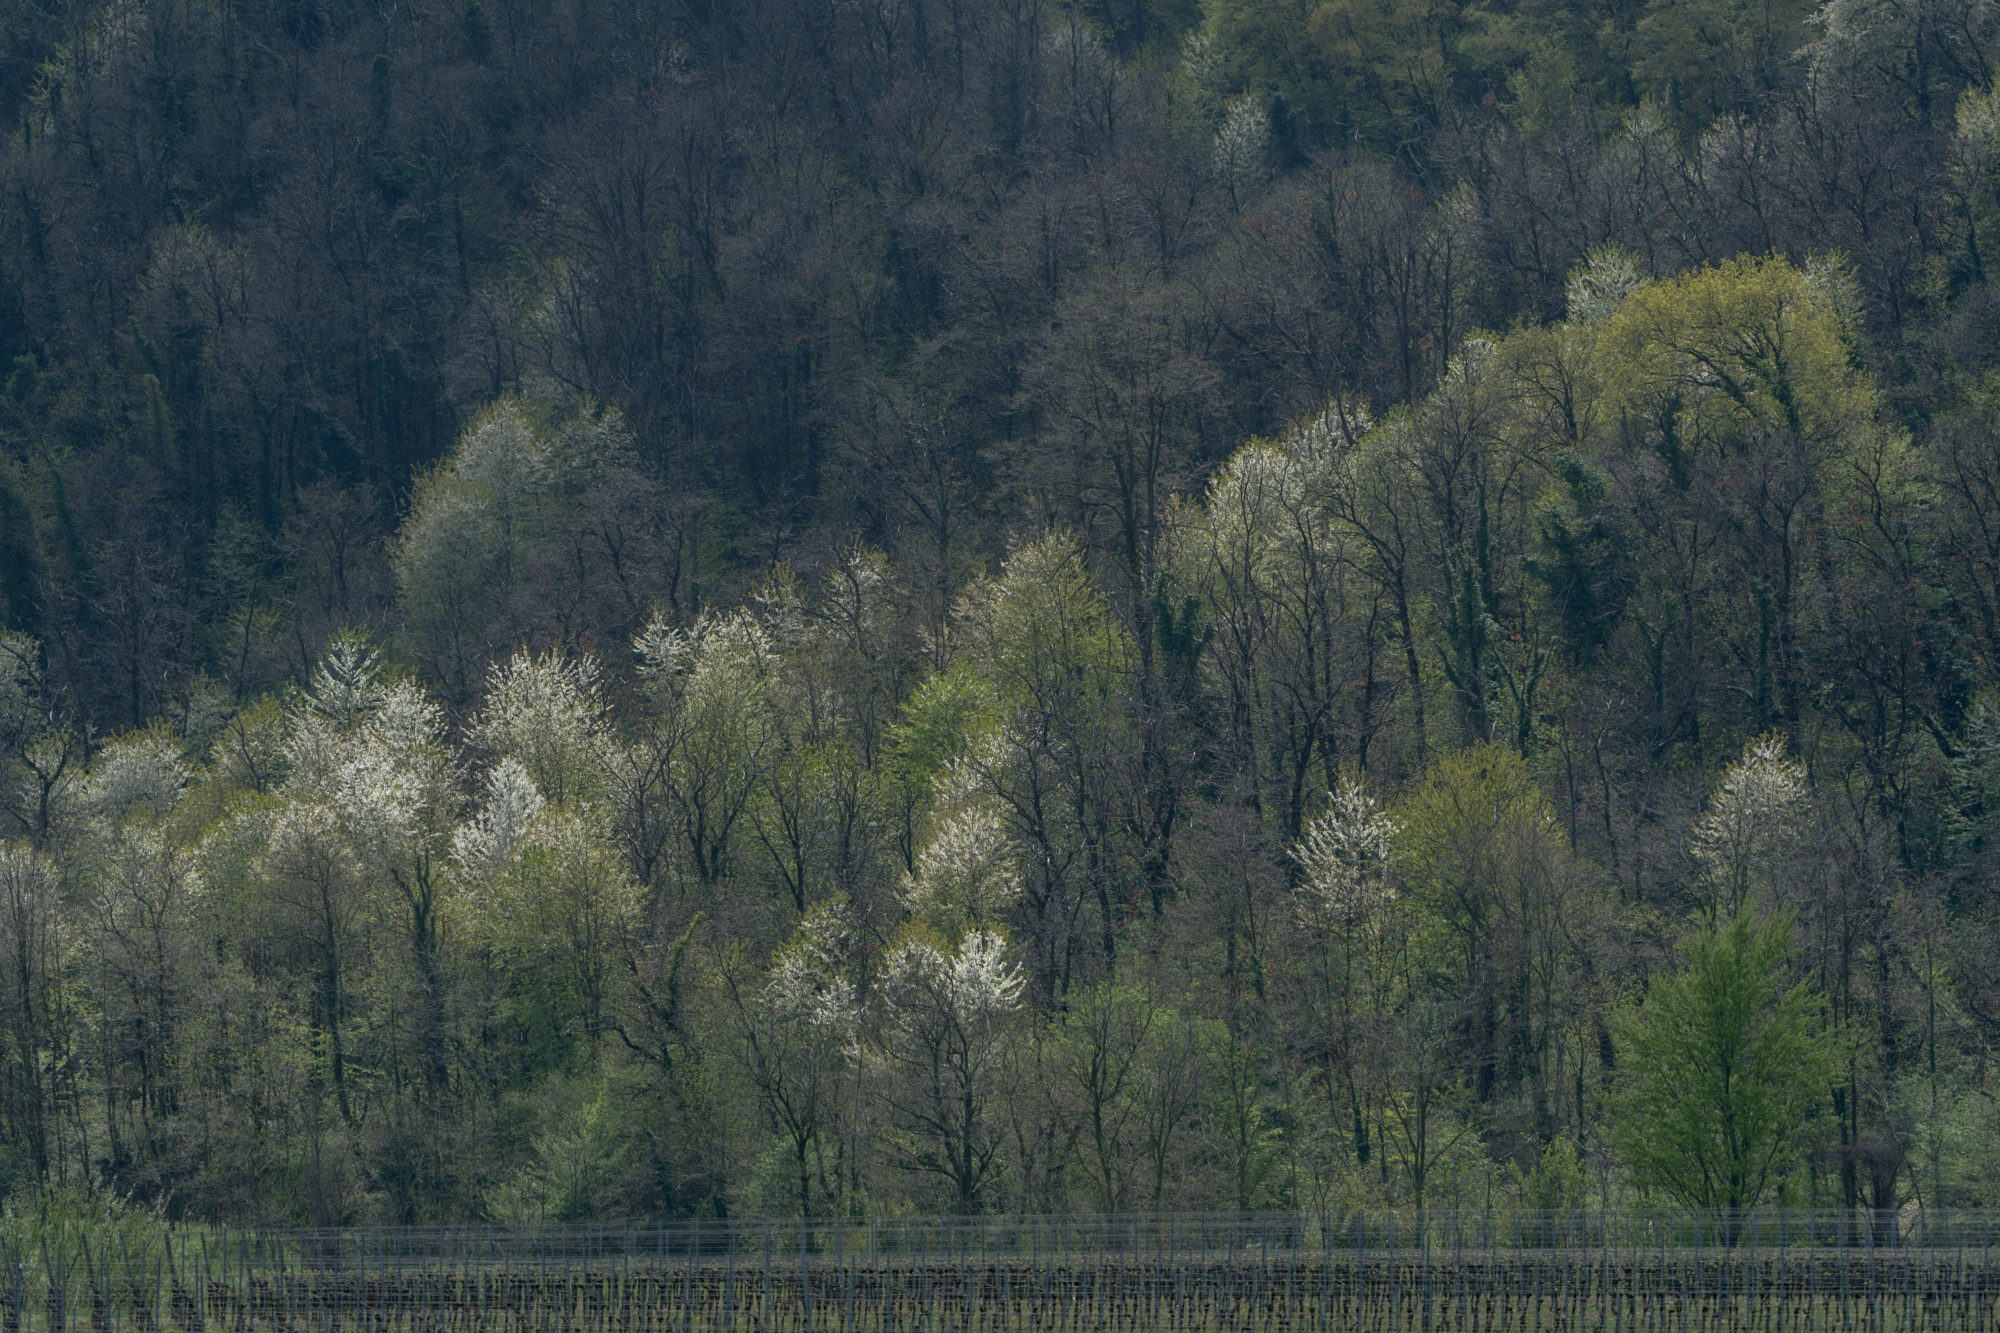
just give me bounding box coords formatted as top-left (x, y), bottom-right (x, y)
top-left (3, 0), bottom-right (2000, 1224)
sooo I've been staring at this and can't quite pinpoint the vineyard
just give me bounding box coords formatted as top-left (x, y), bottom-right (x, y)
top-left (2, 1214), bottom-right (1997, 1333)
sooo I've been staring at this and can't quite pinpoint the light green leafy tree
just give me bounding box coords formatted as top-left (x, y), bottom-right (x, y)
top-left (1611, 910), bottom-right (1839, 1214)
top-left (634, 607), bottom-right (784, 886)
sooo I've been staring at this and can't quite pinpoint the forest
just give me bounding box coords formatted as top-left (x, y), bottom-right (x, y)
top-left (2, 0), bottom-right (2000, 1227)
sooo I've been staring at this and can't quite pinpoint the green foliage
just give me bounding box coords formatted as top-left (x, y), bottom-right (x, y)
top-left (1393, 743), bottom-right (1561, 941)
top-left (1611, 911), bottom-right (1839, 1211)
top-left (487, 1076), bottom-right (623, 1223)
top-left (887, 666), bottom-right (1001, 804)
top-left (1511, 1136), bottom-right (1589, 1211)
top-left (1, 0), bottom-right (1999, 1222)
top-left (1525, 451), bottom-right (1634, 660)
top-left (1630, 0), bottom-right (1817, 124)
top-left (1596, 255), bottom-right (1876, 457)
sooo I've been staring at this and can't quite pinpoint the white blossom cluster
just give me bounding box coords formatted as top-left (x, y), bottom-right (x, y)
top-left (947, 928), bottom-right (1025, 1024)
top-left (449, 400), bottom-right (551, 513)
top-left (765, 900), bottom-right (860, 1036)
top-left (473, 651), bottom-right (608, 805)
top-left (1565, 246), bottom-right (1641, 325)
top-left (84, 730), bottom-right (189, 827)
top-left (749, 574), bottom-right (809, 649)
top-left (260, 799), bottom-right (359, 891)
top-left (1959, 79), bottom-right (2000, 177)
top-left (99, 823), bottom-right (202, 916)
top-left (1281, 401), bottom-right (1369, 469)
top-left (1211, 94), bottom-right (1269, 200)
top-left (301, 636), bottom-right (389, 726)
top-left (453, 758), bottom-right (547, 884)
top-left (1691, 734), bottom-right (1811, 913)
top-left (636, 607), bottom-right (778, 694)
top-left (1802, 251), bottom-right (1863, 341)
top-left (337, 684), bottom-right (450, 866)
top-left (1190, 398), bottom-right (1364, 595)
top-left (1291, 779), bottom-right (1398, 928)
top-left (271, 646), bottom-right (456, 893)
top-left (885, 927), bottom-right (1024, 1032)
top-left (901, 801), bottom-right (1022, 928)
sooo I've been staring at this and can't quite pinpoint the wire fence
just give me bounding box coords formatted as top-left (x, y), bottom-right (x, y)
top-left (5, 1210), bottom-right (2000, 1332)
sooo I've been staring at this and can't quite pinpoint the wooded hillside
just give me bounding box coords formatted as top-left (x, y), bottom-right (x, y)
top-left (2, 0), bottom-right (2000, 1224)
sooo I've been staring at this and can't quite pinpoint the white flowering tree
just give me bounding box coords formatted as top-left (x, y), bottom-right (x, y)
top-left (1691, 734), bottom-right (1812, 917)
top-left (459, 652), bottom-right (653, 1057)
top-left (472, 650), bottom-right (610, 807)
top-left (45, 723), bottom-right (192, 897)
top-left (1177, 402), bottom-right (1373, 845)
top-left (1288, 778), bottom-right (1398, 1169)
top-left (83, 727), bottom-right (189, 830)
top-left (1564, 245), bottom-right (1642, 325)
top-left (901, 762), bottom-right (1022, 935)
top-left (1293, 778), bottom-right (1398, 929)
top-left (727, 900), bottom-right (860, 1214)
top-left (453, 758), bottom-right (547, 886)
top-left (260, 637), bottom-right (462, 1117)
top-left (634, 607), bottom-right (783, 885)
top-left (1211, 94), bottom-right (1269, 209)
top-left (875, 927), bottom-right (1025, 1211)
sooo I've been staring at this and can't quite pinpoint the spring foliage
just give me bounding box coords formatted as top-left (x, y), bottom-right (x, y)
top-left (0, 249), bottom-right (1991, 1223)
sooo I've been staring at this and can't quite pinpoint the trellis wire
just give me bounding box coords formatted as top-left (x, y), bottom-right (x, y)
top-left (1, 1211), bottom-right (1996, 1332)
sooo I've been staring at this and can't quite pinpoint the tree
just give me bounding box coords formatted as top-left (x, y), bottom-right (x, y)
top-left (1183, 405), bottom-right (1375, 841)
top-left (875, 928), bottom-right (1025, 1212)
top-left (483, 808), bottom-right (640, 1048)
top-left (1611, 910), bottom-right (1839, 1215)
top-left (1690, 734), bottom-right (1811, 918)
top-left (727, 901), bottom-right (859, 1216)
top-left (1592, 256), bottom-right (1882, 739)
top-left (472, 651), bottom-right (611, 808)
top-left (634, 607), bottom-right (784, 887)
top-left (1631, 0), bottom-right (1818, 125)
top-left (902, 771), bottom-right (1024, 936)
top-left (951, 534), bottom-right (1137, 996)
top-left (1395, 744), bottom-right (1595, 1117)
top-left (0, 843), bottom-right (69, 1187)
top-left (1291, 776), bottom-right (1397, 1166)
top-left (1044, 982), bottom-right (1158, 1212)
top-left (396, 402), bottom-right (664, 706)
top-left (0, 631), bottom-right (82, 849)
